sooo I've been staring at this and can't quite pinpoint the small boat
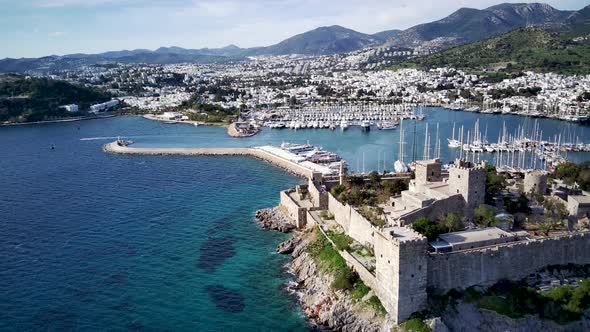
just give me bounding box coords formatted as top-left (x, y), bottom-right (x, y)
top-left (361, 120), bottom-right (371, 132)
top-left (377, 121), bottom-right (397, 130)
top-left (448, 139), bottom-right (461, 148)
top-left (340, 119), bottom-right (349, 130)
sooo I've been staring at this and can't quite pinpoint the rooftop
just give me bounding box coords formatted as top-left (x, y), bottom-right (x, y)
top-left (382, 226), bottom-right (424, 242)
top-left (416, 159), bottom-right (441, 166)
top-left (438, 227), bottom-right (513, 246)
top-left (569, 195), bottom-right (590, 205)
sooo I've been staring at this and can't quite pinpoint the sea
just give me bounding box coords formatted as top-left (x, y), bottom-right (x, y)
top-left (0, 107), bottom-right (589, 331)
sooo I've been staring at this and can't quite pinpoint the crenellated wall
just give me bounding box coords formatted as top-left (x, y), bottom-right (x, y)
top-left (308, 179), bottom-right (328, 209)
top-left (374, 229), bottom-right (428, 324)
top-left (427, 232), bottom-right (590, 291)
top-left (279, 190), bottom-right (307, 228)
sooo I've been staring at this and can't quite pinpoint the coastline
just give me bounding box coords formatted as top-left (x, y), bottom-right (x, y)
top-left (255, 207), bottom-right (394, 331)
top-left (1, 114), bottom-right (117, 127)
top-left (142, 114), bottom-right (227, 127)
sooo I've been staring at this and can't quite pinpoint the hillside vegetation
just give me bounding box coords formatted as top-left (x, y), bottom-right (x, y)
top-left (0, 75), bottom-right (111, 123)
top-left (395, 27), bottom-right (590, 75)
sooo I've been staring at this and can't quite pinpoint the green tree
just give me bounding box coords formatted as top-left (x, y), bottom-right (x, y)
top-left (485, 165), bottom-right (506, 203)
top-left (330, 184), bottom-right (347, 197)
top-left (474, 204), bottom-right (496, 227)
top-left (554, 162), bottom-right (581, 185)
top-left (412, 217), bottom-right (443, 241)
top-left (442, 212), bottom-right (464, 233)
top-left (368, 171), bottom-right (381, 187)
top-left (504, 194), bottom-right (532, 215)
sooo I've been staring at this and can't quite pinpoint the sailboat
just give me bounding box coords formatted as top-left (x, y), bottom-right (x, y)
top-left (447, 122), bottom-right (461, 148)
top-left (394, 119), bottom-right (409, 173)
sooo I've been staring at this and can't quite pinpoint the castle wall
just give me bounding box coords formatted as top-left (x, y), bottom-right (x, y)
top-left (327, 192), bottom-right (376, 246)
top-left (397, 194), bottom-right (465, 225)
top-left (427, 232), bottom-right (590, 291)
top-left (279, 190), bottom-right (307, 228)
top-left (328, 192), bottom-right (351, 232)
top-left (308, 179), bottom-right (328, 209)
top-left (349, 207), bottom-right (377, 247)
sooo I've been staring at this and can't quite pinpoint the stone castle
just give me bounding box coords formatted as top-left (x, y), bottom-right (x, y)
top-left (279, 159), bottom-right (590, 324)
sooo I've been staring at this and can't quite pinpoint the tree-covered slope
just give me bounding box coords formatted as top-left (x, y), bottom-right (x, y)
top-left (0, 75), bottom-right (111, 123)
top-left (395, 27), bottom-right (590, 75)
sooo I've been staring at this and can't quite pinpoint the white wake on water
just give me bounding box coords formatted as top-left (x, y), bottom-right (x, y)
top-left (79, 136), bottom-right (120, 141)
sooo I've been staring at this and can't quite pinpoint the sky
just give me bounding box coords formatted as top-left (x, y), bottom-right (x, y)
top-left (0, 0), bottom-right (588, 58)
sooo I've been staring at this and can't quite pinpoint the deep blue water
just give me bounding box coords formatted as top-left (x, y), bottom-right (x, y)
top-left (1, 108), bottom-right (589, 331)
top-left (0, 120), bottom-right (306, 331)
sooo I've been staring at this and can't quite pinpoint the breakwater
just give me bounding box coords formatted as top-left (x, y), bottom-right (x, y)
top-left (103, 142), bottom-right (314, 179)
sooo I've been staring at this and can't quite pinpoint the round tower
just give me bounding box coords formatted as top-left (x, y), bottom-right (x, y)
top-left (524, 169), bottom-right (548, 195)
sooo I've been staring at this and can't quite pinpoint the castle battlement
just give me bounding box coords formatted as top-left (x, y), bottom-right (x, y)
top-left (279, 161), bottom-right (590, 325)
top-left (450, 158), bottom-right (487, 171)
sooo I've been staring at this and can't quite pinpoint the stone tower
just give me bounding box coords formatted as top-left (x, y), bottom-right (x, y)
top-left (524, 169), bottom-right (548, 195)
top-left (414, 159), bottom-right (442, 190)
top-left (373, 227), bottom-right (428, 324)
top-left (448, 159), bottom-right (487, 211)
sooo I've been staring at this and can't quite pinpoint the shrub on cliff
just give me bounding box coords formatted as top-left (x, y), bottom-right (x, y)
top-left (307, 228), bottom-right (356, 290)
top-left (351, 280), bottom-right (370, 301)
top-left (367, 295), bottom-right (387, 316)
top-left (327, 231), bottom-right (353, 251)
top-left (399, 318), bottom-right (432, 332)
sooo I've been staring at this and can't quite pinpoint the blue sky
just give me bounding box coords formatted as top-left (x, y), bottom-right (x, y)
top-left (1, 0), bottom-right (588, 58)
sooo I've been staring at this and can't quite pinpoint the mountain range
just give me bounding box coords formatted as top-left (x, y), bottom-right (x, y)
top-left (385, 3), bottom-right (576, 49)
top-left (1, 3), bottom-right (589, 73)
top-left (396, 5), bottom-right (590, 75)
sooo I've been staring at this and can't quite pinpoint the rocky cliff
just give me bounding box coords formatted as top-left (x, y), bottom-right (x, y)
top-left (286, 231), bottom-right (394, 332)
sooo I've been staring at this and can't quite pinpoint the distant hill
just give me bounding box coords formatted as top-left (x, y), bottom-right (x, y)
top-left (247, 25), bottom-right (380, 56)
top-left (0, 75), bottom-right (111, 123)
top-left (372, 29), bottom-right (402, 41)
top-left (395, 26), bottom-right (590, 75)
top-left (385, 3), bottom-right (573, 49)
top-left (2, 3), bottom-right (589, 72)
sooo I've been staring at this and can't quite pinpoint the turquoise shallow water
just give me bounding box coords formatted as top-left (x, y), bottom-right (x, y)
top-left (0, 108), bottom-right (589, 331)
top-left (0, 121), bottom-right (307, 331)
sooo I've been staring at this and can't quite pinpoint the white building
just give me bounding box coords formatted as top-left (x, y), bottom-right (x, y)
top-left (90, 100), bottom-right (119, 113)
top-left (59, 104), bottom-right (79, 112)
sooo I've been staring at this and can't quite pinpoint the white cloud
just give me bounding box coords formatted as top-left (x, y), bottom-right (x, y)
top-left (48, 31), bottom-right (64, 37)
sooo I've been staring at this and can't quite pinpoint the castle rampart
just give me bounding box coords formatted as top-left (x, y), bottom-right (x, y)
top-left (427, 232), bottom-right (590, 291)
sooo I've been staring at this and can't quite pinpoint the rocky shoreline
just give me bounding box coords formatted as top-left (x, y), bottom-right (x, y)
top-left (255, 207), bottom-right (296, 233)
top-left (256, 207), bottom-right (393, 331)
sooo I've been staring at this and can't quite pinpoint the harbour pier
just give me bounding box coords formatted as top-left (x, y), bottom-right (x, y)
top-left (103, 141), bottom-right (318, 179)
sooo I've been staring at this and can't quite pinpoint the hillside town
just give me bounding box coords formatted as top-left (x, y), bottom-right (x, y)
top-left (36, 56), bottom-right (590, 124)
